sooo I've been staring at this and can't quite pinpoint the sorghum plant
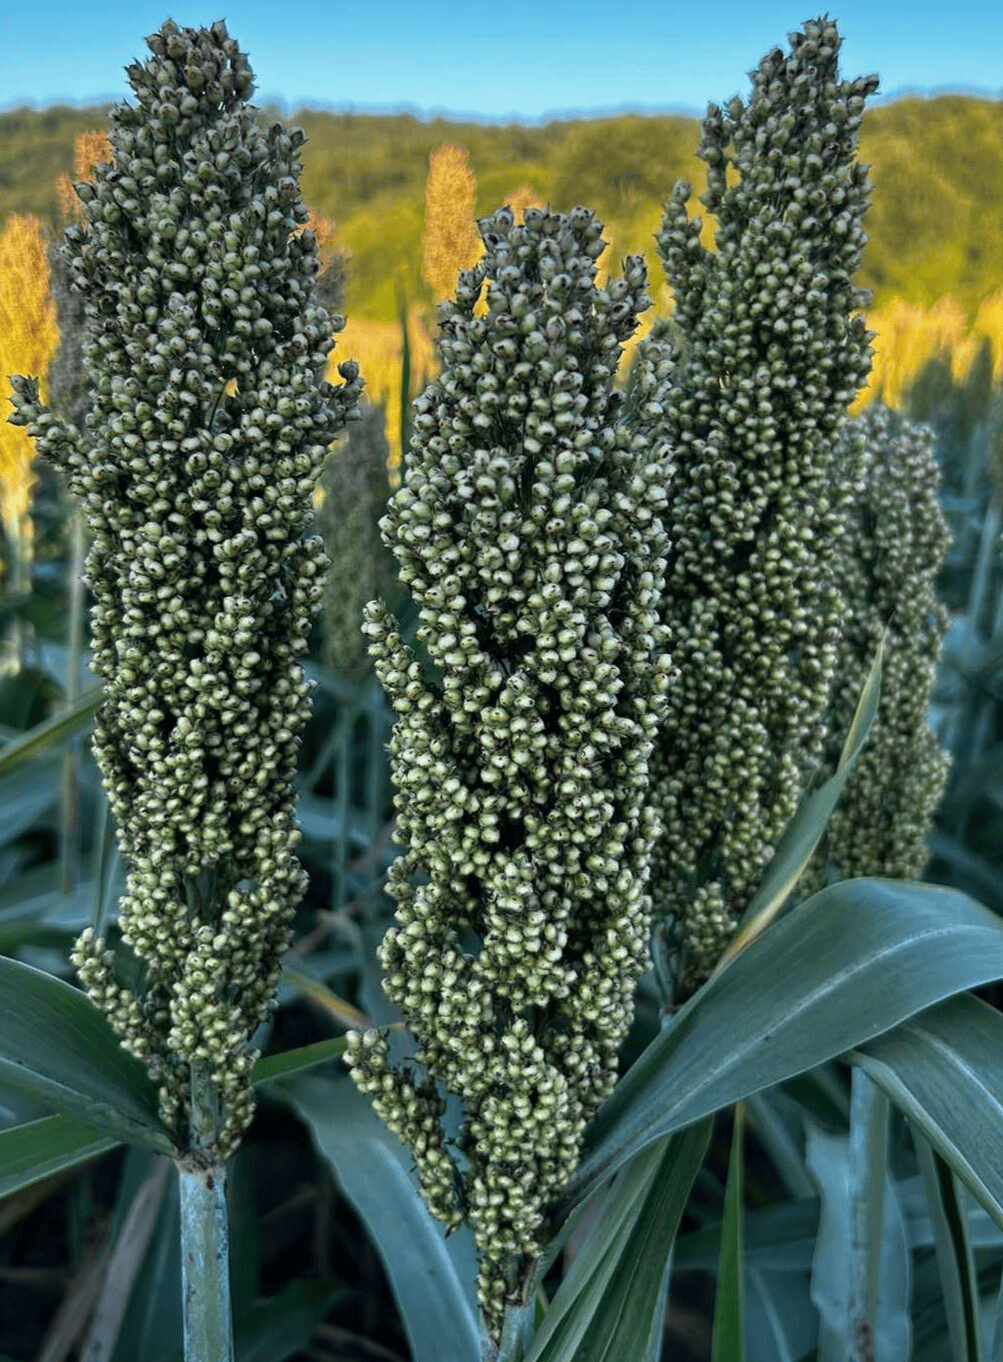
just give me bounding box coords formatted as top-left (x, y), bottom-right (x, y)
top-left (630, 18), bottom-right (880, 999)
top-left (344, 202), bottom-right (676, 1335)
top-left (7, 17), bottom-right (363, 1164)
top-left (797, 401), bottom-right (952, 899)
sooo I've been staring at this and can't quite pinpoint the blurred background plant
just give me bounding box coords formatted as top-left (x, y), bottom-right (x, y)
top-left (1, 79), bottom-right (1002, 1360)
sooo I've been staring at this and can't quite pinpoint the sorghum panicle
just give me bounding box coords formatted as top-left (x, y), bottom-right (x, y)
top-left (797, 401), bottom-right (952, 897)
top-left (344, 203), bottom-right (676, 1332)
top-left (634, 17), bottom-right (879, 998)
top-left (7, 18), bottom-right (363, 1160)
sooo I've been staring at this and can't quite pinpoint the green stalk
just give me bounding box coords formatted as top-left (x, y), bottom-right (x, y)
top-left (179, 1063), bottom-right (233, 1362)
top-left (485, 1299), bottom-right (532, 1362)
top-left (179, 1162), bottom-right (233, 1362)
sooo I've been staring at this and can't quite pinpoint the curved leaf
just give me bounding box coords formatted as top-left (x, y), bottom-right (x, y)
top-left (525, 1119), bottom-right (712, 1362)
top-left (249, 1036), bottom-right (349, 1086)
top-left (0, 956), bottom-right (173, 1153)
top-left (269, 1070), bottom-right (481, 1362)
top-left (913, 1133), bottom-right (984, 1362)
top-left (552, 879), bottom-right (1003, 1222)
top-left (0, 1113), bottom-right (120, 1197)
top-left (0, 685), bottom-right (102, 778)
top-left (848, 991), bottom-right (1003, 1234)
top-left (250, 1025), bottom-right (404, 1086)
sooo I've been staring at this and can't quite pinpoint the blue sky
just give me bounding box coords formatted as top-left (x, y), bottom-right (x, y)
top-left (3, 0), bottom-right (1000, 123)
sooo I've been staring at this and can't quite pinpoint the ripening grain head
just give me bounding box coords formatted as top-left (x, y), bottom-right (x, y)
top-left (422, 143), bottom-right (484, 304)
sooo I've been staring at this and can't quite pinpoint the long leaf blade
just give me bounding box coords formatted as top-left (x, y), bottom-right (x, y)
top-left (250, 1025), bottom-right (405, 1086)
top-left (269, 1071), bottom-right (481, 1362)
top-left (552, 879), bottom-right (1003, 1222)
top-left (0, 1113), bottom-right (120, 1198)
top-left (249, 1037), bottom-right (350, 1085)
top-left (914, 1132), bottom-right (984, 1362)
top-left (0, 686), bottom-right (102, 778)
top-left (848, 991), bottom-right (1003, 1232)
top-left (0, 956), bottom-right (172, 1153)
top-left (525, 1119), bottom-right (712, 1362)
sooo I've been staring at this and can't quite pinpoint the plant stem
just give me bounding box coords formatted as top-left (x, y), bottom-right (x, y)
top-left (485, 1296), bottom-right (533, 1362)
top-left (179, 1063), bottom-right (233, 1362)
top-left (179, 1160), bottom-right (233, 1362)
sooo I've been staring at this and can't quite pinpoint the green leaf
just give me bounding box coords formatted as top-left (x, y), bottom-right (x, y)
top-left (552, 879), bottom-right (1003, 1223)
top-left (268, 1071), bottom-right (481, 1362)
top-left (250, 1025), bottom-right (404, 1086)
top-left (524, 1119), bottom-right (712, 1362)
top-left (81, 1153), bottom-right (174, 1362)
top-left (914, 1132), bottom-right (984, 1362)
top-left (226, 1140), bottom-right (261, 1324)
top-left (712, 1105), bottom-right (745, 1362)
top-left (249, 1036), bottom-right (349, 1085)
top-left (848, 992), bottom-right (1003, 1235)
top-left (0, 685), bottom-right (102, 778)
top-left (233, 1282), bottom-right (346, 1362)
top-left (279, 965), bottom-right (370, 1030)
top-left (110, 1155), bottom-right (183, 1362)
top-left (0, 751), bottom-right (63, 846)
top-left (0, 1113), bottom-right (120, 1197)
top-left (0, 955), bottom-right (173, 1153)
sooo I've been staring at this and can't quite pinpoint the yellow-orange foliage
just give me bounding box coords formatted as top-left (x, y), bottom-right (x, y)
top-left (851, 291), bottom-right (1003, 414)
top-left (850, 295), bottom-right (969, 413)
top-left (0, 214), bottom-right (60, 572)
top-left (972, 287), bottom-right (1003, 383)
top-left (56, 130), bottom-right (113, 226)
